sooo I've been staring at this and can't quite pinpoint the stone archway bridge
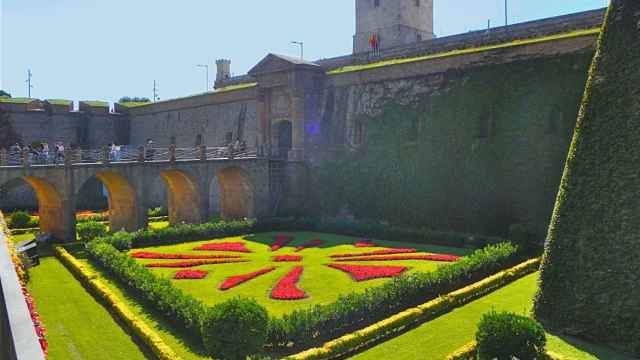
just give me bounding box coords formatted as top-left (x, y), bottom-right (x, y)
top-left (0, 146), bottom-right (277, 241)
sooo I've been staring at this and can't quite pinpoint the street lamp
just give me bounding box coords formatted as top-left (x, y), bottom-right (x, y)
top-left (197, 64), bottom-right (209, 92)
top-left (291, 41), bottom-right (304, 60)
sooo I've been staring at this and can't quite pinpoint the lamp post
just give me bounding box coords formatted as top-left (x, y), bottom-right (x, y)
top-left (197, 64), bottom-right (210, 92)
top-left (291, 41), bottom-right (304, 60)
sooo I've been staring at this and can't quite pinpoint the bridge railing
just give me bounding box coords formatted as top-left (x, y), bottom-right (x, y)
top-left (0, 145), bottom-right (262, 168)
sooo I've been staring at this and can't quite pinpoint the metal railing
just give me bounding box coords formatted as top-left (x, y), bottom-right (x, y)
top-left (0, 145), bottom-right (262, 168)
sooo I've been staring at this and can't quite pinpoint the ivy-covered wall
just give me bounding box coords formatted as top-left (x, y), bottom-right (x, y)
top-left (535, 1), bottom-right (640, 355)
top-left (311, 52), bottom-right (594, 239)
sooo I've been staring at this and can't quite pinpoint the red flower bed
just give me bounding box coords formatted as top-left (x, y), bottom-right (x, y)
top-left (335, 254), bottom-right (460, 262)
top-left (273, 255), bottom-right (303, 262)
top-left (131, 251), bottom-right (242, 260)
top-left (271, 234), bottom-right (294, 251)
top-left (353, 242), bottom-right (377, 247)
top-left (174, 270), bottom-right (209, 280)
top-left (219, 267), bottom-right (277, 290)
top-left (193, 242), bottom-right (252, 253)
top-left (270, 266), bottom-right (307, 300)
top-left (330, 248), bottom-right (418, 258)
top-left (22, 285), bottom-right (48, 356)
top-left (295, 239), bottom-right (324, 252)
top-left (145, 258), bottom-right (249, 268)
top-left (327, 264), bottom-right (409, 281)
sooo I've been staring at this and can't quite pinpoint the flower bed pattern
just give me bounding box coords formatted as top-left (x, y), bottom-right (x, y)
top-left (145, 258), bottom-right (250, 268)
top-left (131, 251), bottom-right (242, 260)
top-left (272, 234), bottom-right (294, 251)
top-left (174, 270), bottom-right (209, 279)
top-left (273, 255), bottom-right (303, 262)
top-left (193, 242), bottom-right (252, 253)
top-left (271, 266), bottom-right (307, 300)
top-left (353, 242), bottom-right (377, 247)
top-left (295, 239), bottom-right (324, 252)
top-left (219, 267), bottom-right (277, 290)
top-left (335, 254), bottom-right (460, 262)
top-left (330, 248), bottom-right (417, 258)
top-left (327, 264), bottom-right (409, 281)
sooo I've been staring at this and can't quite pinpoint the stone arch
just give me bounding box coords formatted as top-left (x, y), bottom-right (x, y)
top-left (215, 167), bottom-right (255, 219)
top-left (90, 172), bottom-right (138, 232)
top-left (160, 169), bottom-right (202, 225)
top-left (21, 176), bottom-right (65, 239)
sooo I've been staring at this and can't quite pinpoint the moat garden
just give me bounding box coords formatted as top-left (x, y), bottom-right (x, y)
top-left (2, 211), bottom-right (632, 360)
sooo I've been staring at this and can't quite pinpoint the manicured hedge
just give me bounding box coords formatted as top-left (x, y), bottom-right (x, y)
top-left (55, 247), bottom-right (179, 360)
top-left (269, 242), bottom-right (522, 349)
top-left (535, 1), bottom-right (640, 355)
top-left (94, 217), bottom-right (505, 250)
top-left (86, 241), bottom-right (206, 336)
top-left (86, 235), bottom-right (522, 352)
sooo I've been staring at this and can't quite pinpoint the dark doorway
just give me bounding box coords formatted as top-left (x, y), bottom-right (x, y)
top-left (276, 121), bottom-right (292, 159)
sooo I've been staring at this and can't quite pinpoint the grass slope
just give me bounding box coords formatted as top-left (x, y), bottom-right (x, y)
top-left (352, 273), bottom-right (631, 360)
top-left (27, 253), bottom-right (149, 360)
top-left (130, 232), bottom-right (469, 316)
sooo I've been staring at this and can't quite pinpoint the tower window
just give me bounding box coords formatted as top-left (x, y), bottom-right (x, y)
top-left (374, 0), bottom-right (380, 8)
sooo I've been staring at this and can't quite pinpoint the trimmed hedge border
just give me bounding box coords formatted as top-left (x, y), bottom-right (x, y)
top-left (445, 341), bottom-right (568, 360)
top-left (91, 217), bottom-right (506, 251)
top-left (54, 247), bottom-right (181, 360)
top-left (287, 258), bottom-right (540, 360)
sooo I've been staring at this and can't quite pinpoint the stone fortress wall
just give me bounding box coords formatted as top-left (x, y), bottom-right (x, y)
top-left (0, 7), bottom-right (606, 238)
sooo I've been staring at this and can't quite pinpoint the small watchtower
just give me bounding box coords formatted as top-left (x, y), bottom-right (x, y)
top-left (354, 0), bottom-right (434, 54)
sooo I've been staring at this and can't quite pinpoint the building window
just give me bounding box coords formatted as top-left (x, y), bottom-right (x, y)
top-left (225, 131), bottom-right (233, 144)
top-left (417, 34), bottom-right (423, 42)
top-left (195, 134), bottom-right (203, 146)
top-left (415, 0), bottom-right (420, 7)
top-left (170, 136), bottom-right (176, 145)
top-left (374, 0), bottom-right (380, 8)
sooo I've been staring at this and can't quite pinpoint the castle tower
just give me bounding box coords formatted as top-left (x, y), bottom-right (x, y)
top-left (215, 59), bottom-right (231, 87)
top-left (354, 0), bottom-right (434, 54)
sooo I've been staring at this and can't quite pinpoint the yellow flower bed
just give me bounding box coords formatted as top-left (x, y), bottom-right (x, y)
top-left (54, 247), bottom-right (181, 360)
top-left (446, 341), bottom-right (571, 360)
top-left (288, 258), bottom-right (541, 360)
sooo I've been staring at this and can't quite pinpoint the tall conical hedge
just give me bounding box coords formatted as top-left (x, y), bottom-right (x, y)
top-left (535, 0), bottom-right (640, 355)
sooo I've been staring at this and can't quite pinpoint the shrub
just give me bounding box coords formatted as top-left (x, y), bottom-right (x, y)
top-left (148, 207), bottom-right (168, 218)
top-left (77, 221), bottom-right (108, 242)
top-left (103, 231), bottom-right (134, 250)
top-left (10, 211), bottom-right (33, 229)
top-left (476, 311), bottom-right (546, 360)
top-left (200, 297), bottom-right (268, 360)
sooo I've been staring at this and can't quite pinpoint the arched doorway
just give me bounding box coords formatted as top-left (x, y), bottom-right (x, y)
top-left (215, 167), bottom-right (255, 219)
top-left (160, 170), bottom-right (202, 225)
top-left (89, 172), bottom-right (139, 232)
top-left (272, 120), bottom-right (292, 159)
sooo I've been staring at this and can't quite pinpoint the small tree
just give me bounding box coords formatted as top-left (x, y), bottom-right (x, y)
top-left (476, 311), bottom-right (546, 360)
top-left (0, 90), bottom-right (11, 98)
top-left (9, 211), bottom-right (33, 229)
top-left (77, 221), bottom-right (108, 242)
top-left (200, 297), bottom-right (268, 360)
top-left (119, 96), bottom-right (150, 103)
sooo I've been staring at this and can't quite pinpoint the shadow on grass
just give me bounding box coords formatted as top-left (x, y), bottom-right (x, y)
top-left (548, 331), bottom-right (636, 360)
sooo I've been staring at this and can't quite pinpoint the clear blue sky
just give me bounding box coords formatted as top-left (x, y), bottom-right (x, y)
top-left (0, 0), bottom-right (608, 103)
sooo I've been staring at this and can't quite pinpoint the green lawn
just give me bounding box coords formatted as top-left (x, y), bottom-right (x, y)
top-left (27, 252), bottom-right (150, 360)
top-left (129, 231), bottom-right (470, 316)
top-left (352, 273), bottom-right (633, 360)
